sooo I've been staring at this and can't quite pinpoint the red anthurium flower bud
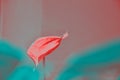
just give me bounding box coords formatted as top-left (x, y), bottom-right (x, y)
top-left (27, 32), bottom-right (68, 66)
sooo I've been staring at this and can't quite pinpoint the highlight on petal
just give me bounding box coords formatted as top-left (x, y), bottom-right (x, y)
top-left (27, 32), bottom-right (68, 66)
top-left (62, 32), bottom-right (68, 39)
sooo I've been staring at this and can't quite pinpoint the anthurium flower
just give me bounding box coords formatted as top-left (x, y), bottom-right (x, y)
top-left (27, 32), bottom-right (68, 66)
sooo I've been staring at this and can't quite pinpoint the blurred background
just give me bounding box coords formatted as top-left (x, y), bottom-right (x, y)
top-left (1, 0), bottom-right (120, 80)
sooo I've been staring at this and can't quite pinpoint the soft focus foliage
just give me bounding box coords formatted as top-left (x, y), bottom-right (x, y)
top-left (1, 38), bottom-right (120, 80)
top-left (56, 39), bottom-right (120, 80)
top-left (0, 39), bottom-right (41, 80)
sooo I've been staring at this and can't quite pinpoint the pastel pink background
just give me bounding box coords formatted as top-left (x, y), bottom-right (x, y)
top-left (42, 0), bottom-right (120, 79)
top-left (1, 0), bottom-right (120, 79)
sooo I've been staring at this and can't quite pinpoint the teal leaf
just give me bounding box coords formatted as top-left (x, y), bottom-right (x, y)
top-left (0, 39), bottom-right (41, 80)
top-left (56, 39), bottom-right (120, 80)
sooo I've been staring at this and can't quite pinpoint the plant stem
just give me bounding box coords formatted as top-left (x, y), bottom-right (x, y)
top-left (43, 57), bottom-right (46, 80)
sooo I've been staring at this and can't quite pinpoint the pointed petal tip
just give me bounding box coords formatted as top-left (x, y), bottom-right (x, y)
top-left (62, 32), bottom-right (68, 39)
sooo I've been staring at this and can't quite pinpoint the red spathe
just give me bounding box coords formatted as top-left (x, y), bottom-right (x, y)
top-left (27, 32), bottom-right (68, 66)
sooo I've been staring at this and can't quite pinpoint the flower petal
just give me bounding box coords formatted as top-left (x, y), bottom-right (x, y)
top-left (27, 32), bottom-right (68, 66)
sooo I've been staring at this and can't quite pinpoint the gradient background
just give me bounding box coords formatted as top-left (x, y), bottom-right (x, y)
top-left (1, 0), bottom-right (120, 80)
